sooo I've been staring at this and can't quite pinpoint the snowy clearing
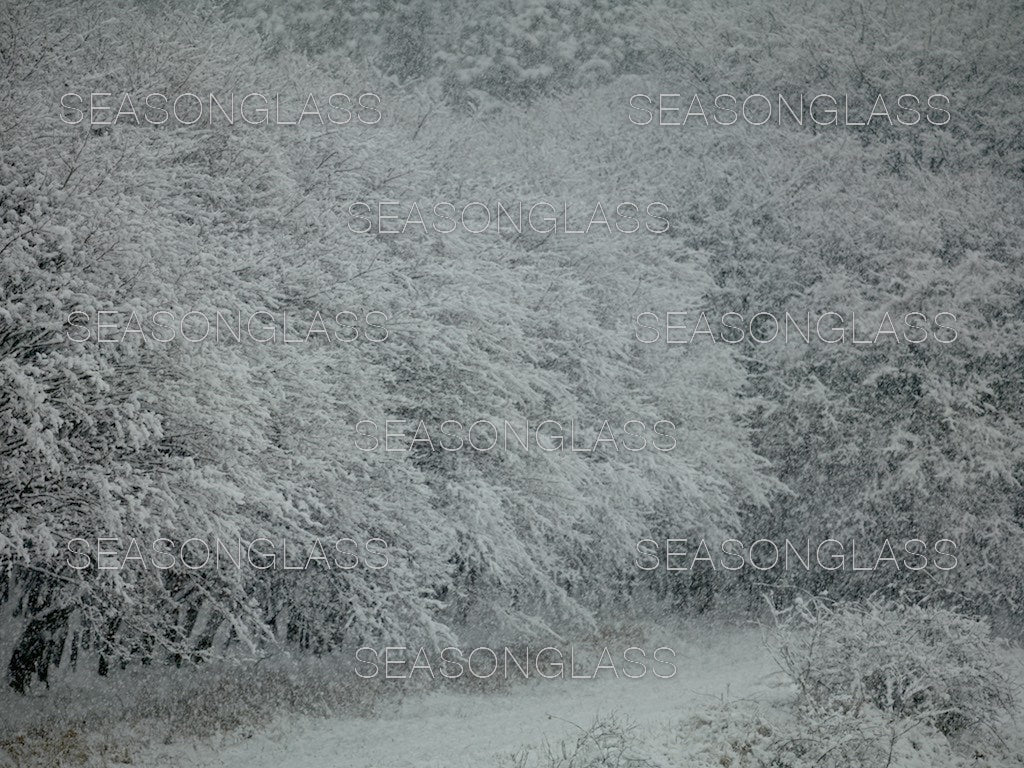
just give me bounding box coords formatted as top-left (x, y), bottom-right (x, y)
top-left (135, 627), bottom-right (779, 768)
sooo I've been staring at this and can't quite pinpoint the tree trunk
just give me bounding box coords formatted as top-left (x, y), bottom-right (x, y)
top-left (7, 605), bottom-right (74, 693)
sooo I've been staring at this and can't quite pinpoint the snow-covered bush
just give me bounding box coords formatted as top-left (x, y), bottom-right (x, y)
top-left (765, 597), bottom-right (1015, 738)
top-left (0, 656), bottom-right (400, 766)
top-left (0, 725), bottom-right (132, 768)
top-left (505, 713), bottom-right (656, 768)
top-left (684, 700), bottom-right (885, 768)
top-left (678, 697), bottom-right (1003, 768)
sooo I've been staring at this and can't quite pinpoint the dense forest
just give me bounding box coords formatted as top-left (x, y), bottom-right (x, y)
top-left (1, 0), bottom-right (1022, 707)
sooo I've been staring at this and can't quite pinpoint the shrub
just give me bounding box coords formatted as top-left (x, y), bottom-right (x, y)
top-left (504, 713), bottom-right (656, 768)
top-left (680, 698), bottom-right (988, 768)
top-left (764, 596), bottom-right (1015, 738)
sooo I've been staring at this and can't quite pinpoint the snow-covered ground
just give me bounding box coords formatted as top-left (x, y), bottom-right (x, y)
top-left (5, 623), bottom-right (1021, 768)
top-left (135, 627), bottom-right (781, 768)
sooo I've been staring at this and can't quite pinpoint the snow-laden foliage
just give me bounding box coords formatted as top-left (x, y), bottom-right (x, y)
top-left (679, 698), bottom-right (996, 768)
top-left (505, 712), bottom-right (657, 768)
top-left (1, 0), bottom-right (1022, 705)
top-left (0, 0), bottom-right (768, 687)
top-left (766, 596), bottom-right (1015, 739)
